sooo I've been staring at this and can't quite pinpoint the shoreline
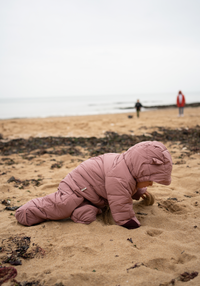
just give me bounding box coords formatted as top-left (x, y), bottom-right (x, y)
top-left (120, 101), bottom-right (200, 110)
top-left (0, 102), bottom-right (200, 121)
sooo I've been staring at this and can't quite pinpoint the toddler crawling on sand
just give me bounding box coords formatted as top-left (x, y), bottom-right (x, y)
top-left (15, 141), bottom-right (172, 229)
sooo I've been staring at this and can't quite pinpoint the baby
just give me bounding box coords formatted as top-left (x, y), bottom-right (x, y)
top-left (15, 141), bottom-right (172, 229)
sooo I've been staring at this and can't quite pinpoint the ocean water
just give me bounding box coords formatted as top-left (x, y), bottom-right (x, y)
top-left (0, 92), bottom-right (199, 120)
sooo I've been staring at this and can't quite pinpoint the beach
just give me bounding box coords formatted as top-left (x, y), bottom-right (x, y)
top-left (0, 106), bottom-right (200, 286)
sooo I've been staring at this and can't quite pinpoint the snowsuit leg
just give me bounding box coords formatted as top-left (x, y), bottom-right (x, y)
top-left (15, 183), bottom-right (84, 226)
top-left (71, 201), bottom-right (102, 224)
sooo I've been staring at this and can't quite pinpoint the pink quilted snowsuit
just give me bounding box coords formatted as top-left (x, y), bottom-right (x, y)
top-left (15, 141), bottom-right (172, 228)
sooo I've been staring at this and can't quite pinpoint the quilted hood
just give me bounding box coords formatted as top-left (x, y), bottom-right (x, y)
top-left (124, 141), bottom-right (172, 185)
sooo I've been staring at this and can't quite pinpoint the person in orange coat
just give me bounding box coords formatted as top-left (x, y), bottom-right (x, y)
top-left (176, 90), bottom-right (186, 117)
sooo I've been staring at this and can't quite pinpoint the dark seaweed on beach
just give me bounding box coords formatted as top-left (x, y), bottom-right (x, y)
top-left (179, 271), bottom-right (198, 282)
top-left (51, 161), bottom-right (63, 169)
top-left (1, 236), bottom-right (31, 266)
top-left (11, 280), bottom-right (42, 286)
top-left (0, 158), bottom-right (15, 165)
top-left (159, 271), bottom-right (198, 285)
top-left (5, 206), bottom-right (20, 211)
top-left (0, 266), bottom-right (17, 285)
top-left (7, 176), bottom-right (43, 188)
top-left (1, 235), bottom-right (45, 266)
top-left (0, 125), bottom-right (200, 157)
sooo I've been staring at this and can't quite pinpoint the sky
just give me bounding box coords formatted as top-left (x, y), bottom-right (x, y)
top-left (0, 0), bottom-right (200, 99)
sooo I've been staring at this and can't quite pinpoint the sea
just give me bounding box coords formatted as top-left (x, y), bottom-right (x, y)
top-left (0, 92), bottom-right (199, 120)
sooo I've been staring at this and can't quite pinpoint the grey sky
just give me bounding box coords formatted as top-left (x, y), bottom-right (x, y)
top-left (0, 0), bottom-right (200, 98)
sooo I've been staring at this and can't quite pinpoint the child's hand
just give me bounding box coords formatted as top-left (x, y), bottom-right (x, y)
top-left (141, 191), bottom-right (155, 206)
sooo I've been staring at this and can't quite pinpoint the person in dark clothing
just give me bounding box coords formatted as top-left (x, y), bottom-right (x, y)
top-left (135, 99), bottom-right (142, 118)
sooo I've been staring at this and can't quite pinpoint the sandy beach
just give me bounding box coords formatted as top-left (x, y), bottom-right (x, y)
top-left (0, 106), bottom-right (200, 286)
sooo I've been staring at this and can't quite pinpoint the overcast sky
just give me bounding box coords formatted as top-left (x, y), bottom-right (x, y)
top-left (0, 0), bottom-right (200, 98)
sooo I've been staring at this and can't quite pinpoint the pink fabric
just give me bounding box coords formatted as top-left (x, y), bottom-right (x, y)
top-left (15, 184), bottom-right (84, 226)
top-left (177, 93), bottom-right (185, 107)
top-left (71, 201), bottom-right (102, 224)
top-left (15, 141), bottom-right (172, 227)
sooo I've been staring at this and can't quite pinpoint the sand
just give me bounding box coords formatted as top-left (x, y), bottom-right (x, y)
top-left (0, 107), bottom-right (200, 286)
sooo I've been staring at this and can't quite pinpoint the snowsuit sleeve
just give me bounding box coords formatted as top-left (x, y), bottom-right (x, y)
top-left (105, 176), bottom-right (137, 226)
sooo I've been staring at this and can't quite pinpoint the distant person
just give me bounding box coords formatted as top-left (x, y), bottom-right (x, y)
top-left (176, 90), bottom-right (186, 117)
top-left (135, 99), bottom-right (143, 118)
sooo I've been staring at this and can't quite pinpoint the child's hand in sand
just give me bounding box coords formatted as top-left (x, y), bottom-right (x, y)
top-left (141, 191), bottom-right (155, 206)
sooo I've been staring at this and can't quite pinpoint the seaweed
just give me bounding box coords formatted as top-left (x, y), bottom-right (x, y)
top-left (159, 271), bottom-right (198, 285)
top-left (0, 266), bottom-right (17, 285)
top-left (51, 161), bottom-right (63, 169)
top-left (1, 235), bottom-right (45, 266)
top-left (0, 126), bottom-right (199, 157)
top-left (7, 176), bottom-right (43, 188)
top-left (179, 271), bottom-right (198, 282)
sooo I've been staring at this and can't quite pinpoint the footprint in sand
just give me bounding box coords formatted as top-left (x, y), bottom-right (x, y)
top-left (61, 245), bottom-right (97, 257)
top-left (146, 252), bottom-right (197, 273)
top-left (157, 199), bottom-right (186, 214)
top-left (176, 252), bottom-right (197, 265)
top-left (146, 229), bottom-right (163, 237)
top-left (145, 258), bottom-right (175, 273)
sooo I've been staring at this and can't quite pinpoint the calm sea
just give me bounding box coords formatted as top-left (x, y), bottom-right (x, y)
top-left (0, 92), bottom-right (199, 120)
